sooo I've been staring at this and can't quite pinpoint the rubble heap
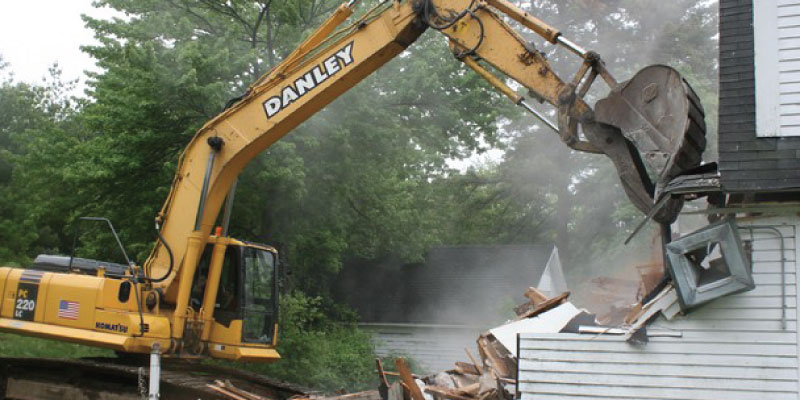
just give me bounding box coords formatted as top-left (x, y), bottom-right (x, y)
top-left (376, 288), bottom-right (574, 400)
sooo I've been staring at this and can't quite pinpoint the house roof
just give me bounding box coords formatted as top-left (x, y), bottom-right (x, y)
top-left (332, 244), bottom-right (559, 325)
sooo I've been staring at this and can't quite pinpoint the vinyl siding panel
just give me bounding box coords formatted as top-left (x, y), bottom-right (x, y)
top-left (517, 217), bottom-right (800, 399)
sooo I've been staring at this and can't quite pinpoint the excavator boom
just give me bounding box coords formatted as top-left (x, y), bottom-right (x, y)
top-left (0, 0), bottom-right (705, 361)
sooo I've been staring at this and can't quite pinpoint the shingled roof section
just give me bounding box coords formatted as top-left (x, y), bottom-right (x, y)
top-left (718, 0), bottom-right (800, 192)
top-left (333, 244), bottom-right (560, 325)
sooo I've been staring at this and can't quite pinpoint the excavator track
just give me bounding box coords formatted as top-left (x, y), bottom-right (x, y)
top-left (0, 357), bottom-right (309, 400)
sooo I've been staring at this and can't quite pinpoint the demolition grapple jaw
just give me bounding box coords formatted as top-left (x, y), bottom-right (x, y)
top-left (560, 64), bottom-right (707, 224)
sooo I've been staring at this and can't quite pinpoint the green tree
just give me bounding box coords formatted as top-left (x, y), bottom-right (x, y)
top-left (0, 62), bottom-right (83, 263)
top-left (55, 1), bottom-right (507, 293)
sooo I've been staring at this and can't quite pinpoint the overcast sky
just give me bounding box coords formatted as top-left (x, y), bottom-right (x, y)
top-left (0, 1), bottom-right (118, 93)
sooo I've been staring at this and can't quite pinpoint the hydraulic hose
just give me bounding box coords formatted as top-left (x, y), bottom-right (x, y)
top-left (147, 220), bottom-right (174, 283)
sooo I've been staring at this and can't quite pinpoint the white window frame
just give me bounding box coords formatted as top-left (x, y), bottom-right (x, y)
top-left (755, 0), bottom-right (781, 137)
top-left (755, 0), bottom-right (800, 137)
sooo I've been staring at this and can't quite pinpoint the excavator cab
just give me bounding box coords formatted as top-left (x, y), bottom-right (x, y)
top-left (189, 238), bottom-right (279, 355)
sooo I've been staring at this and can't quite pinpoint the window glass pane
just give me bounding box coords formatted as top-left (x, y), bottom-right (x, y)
top-left (242, 248), bottom-right (275, 343)
top-left (216, 247), bottom-right (238, 312)
top-left (190, 244), bottom-right (213, 311)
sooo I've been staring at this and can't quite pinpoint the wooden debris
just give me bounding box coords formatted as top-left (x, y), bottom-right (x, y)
top-left (371, 286), bottom-right (585, 400)
top-left (206, 380), bottom-right (271, 400)
top-left (624, 286), bottom-right (679, 342)
top-left (377, 358), bottom-right (390, 400)
top-left (424, 386), bottom-right (474, 400)
top-left (388, 382), bottom-right (405, 400)
top-left (377, 359), bottom-right (390, 386)
top-left (514, 287), bottom-right (552, 316)
top-left (395, 358), bottom-right (426, 400)
top-left (382, 371), bottom-right (422, 379)
top-left (463, 348), bottom-right (482, 374)
top-left (400, 382), bottom-right (411, 400)
top-left (219, 380), bottom-right (271, 400)
top-left (207, 383), bottom-right (250, 400)
top-left (514, 291), bottom-right (570, 321)
top-left (524, 287), bottom-right (548, 304)
top-left (476, 372), bottom-right (501, 400)
top-left (512, 301), bottom-right (536, 316)
top-left (454, 383), bottom-right (479, 396)
top-left (429, 372), bottom-right (457, 390)
top-left (624, 301), bottom-right (644, 325)
top-left (476, 337), bottom-right (514, 379)
top-left (449, 372), bottom-right (479, 388)
top-left (454, 362), bottom-right (480, 376)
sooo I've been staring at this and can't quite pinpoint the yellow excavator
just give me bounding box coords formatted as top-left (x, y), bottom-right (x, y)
top-left (0, 0), bottom-right (705, 362)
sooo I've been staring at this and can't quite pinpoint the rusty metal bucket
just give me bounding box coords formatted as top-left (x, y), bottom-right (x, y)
top-left (595, 65), bottom-right (707, 195)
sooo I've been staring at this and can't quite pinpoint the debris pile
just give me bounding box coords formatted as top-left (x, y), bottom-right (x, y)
top-left (371, 267), bottom-right (685, 400)
top-left (227, 265), bottom-right (681, 400)
top-left (374, 288), bottom-right (576, 400)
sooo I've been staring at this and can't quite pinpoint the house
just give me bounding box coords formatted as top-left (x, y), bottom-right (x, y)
top-left (516, 1), bottom-right (800, 398)
top-left (333, 244), bottom-right (566, 372)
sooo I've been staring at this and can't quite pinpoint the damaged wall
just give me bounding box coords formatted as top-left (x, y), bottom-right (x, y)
top-left (517, 217), bottom-right (798, 399)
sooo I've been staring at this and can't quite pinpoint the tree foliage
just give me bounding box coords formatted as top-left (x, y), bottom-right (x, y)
top-left (0, 0), bottom-right (719, 389)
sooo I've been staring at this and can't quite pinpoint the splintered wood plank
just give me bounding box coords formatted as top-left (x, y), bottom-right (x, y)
top-left (455, 361), bottom-right (481, 376)
top-left (376, 358), bottom-right (390, 390)
top-left (464, 348), bottom-right (483, 373)
top-left (395, 358), bottom-right (426, 400)
top-left (207, 384), bottom-right (249, 400)
top-left (524, 287), bottom-right (548, 304)
top-left (514, 292), bottom-right (570, 321)
top-left (218, 380), bottom-right (270, 400)
top-left (477, 337), bottom-right (510, 378)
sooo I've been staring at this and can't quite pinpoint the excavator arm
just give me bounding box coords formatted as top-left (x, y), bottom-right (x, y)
top-left (147, 0), bottom-right (706, 310)
top-left (147, 1), bottom-right (429, 332)
top-left (0, 0), bottom-right (706, 360)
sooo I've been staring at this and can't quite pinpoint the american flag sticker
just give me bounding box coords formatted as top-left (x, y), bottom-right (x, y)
top-left (58, 300), bottom-right (80, 320)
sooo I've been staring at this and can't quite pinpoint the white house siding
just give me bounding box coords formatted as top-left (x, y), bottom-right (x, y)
top-left (756, 0), bottom-right (800, 137)
top-left (517, 216), bottom-right (799, 400)
top-left (360, 323), bottom-right (485, 373)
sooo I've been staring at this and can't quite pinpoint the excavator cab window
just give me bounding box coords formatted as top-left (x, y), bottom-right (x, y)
top-left (189, 243), bottom-right (277, 343)
top-left (190, 246), bottom-right (214, 311)
top-left (241, 246), bottom-right (277, 344)
top-left (190, 244), bottom-right (240, 314)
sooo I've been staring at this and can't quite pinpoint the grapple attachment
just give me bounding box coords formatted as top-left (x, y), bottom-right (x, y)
top-left (595, 65), bottom-right (707, 196)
